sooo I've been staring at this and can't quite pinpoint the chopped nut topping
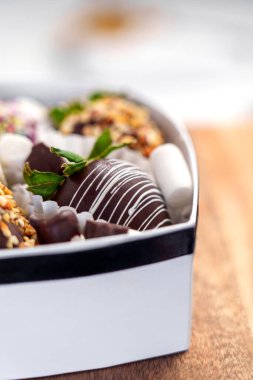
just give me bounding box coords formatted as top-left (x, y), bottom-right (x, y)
top-left (0, 182), bottom-right (37, 249)
top-left (60, 96), bottom-right (165, 157)
top-left (0, 195), bottom-right (7, 207)
top-left (17, 218), bottom-right (25, 228)
top-left (0, 221), bottom-right (11, 238)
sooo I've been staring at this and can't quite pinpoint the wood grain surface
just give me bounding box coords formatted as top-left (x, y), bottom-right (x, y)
top-left (37, 127), bottom-right (253, 380)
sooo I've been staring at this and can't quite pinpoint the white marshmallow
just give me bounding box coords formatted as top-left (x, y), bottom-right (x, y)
top-left (150, 144), bottom-right (193, 220)
top-left (0, 134), bottom-right (33, 185)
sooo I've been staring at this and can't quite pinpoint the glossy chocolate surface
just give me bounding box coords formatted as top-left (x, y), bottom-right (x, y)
top-left (84, 220), bottom-right (128, 239)
top-left (30, 210), bottom-right (80, 244)
top-left (26, 143), bottom-right (63, 174)
top-left (54, 159), bottom-right (171, 231)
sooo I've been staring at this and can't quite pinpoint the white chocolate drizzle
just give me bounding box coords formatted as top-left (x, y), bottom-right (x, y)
top-left (68, 159), bottom-right (170, 230)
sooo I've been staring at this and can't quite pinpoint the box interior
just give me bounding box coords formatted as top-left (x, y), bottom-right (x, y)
top-left (0, 83), bottom-right (198, 258)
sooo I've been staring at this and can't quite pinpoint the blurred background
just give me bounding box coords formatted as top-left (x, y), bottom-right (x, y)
top-left (0, 0), bottom-right (253, 123)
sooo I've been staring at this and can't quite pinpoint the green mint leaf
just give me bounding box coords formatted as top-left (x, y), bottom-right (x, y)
top-left (88, 129), bottom-right (112, 159)
top-left (48, 108), bottom-right (65, 128)
top-left (62, 161), bottom-right (88, 176)
top-left (99, 142), bottom-right (130, 158)
top-left (49, 102), bottom-right (84, 128)
top-left (23, 163), bottom-right (65, 200)
top-left (50, 147), bottom-right (84, 163)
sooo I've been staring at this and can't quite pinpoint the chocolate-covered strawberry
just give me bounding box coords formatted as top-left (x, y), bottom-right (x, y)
top-left (24, 130), bottom-right (171, 231)
top-left (53, 159), bottom-right (170, 230)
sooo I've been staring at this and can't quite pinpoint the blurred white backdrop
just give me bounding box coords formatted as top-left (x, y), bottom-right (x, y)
top-left (0, 0), bottom-right (253, 122)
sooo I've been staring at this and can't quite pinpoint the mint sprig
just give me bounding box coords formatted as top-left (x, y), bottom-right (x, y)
top-left (49, 102), bottom-right (84, 129)
top-left (23, 129), bottom-right (131, 200)
top-left (88, 128), bottom-right (112, 159)
top-left (98, 143), bottom-right (130, 158)
top-left (88, 129), bottom-right (130, 159)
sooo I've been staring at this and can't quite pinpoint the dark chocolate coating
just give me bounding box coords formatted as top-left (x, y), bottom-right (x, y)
top-left (0, 223), bottom-right (23, 248)
top-left (53, 159), bottom-right (171, 231)
top-left (26, 143), bottom-right (63, 174)
top-left (84, 220), bottom-right (128, 239)
top-left (30, 210), bottom-right (80, 245)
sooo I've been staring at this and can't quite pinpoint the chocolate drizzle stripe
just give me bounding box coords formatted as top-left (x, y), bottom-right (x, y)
top-left (96, 178), bottom-right (150, 220)
top-left (88, 162), bottom-right (139, 213)
top-left (0, 227), bottom-right (195, 284)
top-left (124, 195), bottom-right (163, 227)
top-left (141, 206), bottom-right (165, 230)
top-left (75, 164), bottom-right (110, 210)
top-left (69, 162), bottom-right (104, 207)
top-left (156, 219), bottom-right (171, 228)
top-left (114, 185), bottom-right (158, 225)
top-left (106, 180), bottom-right (150, 221)
top-left (92, 172), bottom-right (146, 214)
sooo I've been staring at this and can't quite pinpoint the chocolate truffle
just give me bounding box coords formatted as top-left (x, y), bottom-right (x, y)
top-left (30, 209), bottom-right (80, 245)
top-left (53, 159), bottom-right (171, 231)
top-left (0, 182), bottom-right (37, 249)
top-left (84, 220), bottom-right (128, 239)
top-left (26, 143), bottom-right (64, 174)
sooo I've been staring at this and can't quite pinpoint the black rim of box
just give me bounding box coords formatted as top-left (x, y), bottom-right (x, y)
top-left (0, 227), bottom-right (195, 284)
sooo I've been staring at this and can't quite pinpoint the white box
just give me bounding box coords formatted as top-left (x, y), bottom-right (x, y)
top-left (0, 84), bottom-right (198, 379)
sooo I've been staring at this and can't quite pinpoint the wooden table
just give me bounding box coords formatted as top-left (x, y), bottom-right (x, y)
top-left (39, 127), bottom-right (253, 380)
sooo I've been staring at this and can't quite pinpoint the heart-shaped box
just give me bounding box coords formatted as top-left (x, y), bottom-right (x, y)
top-left (0, 83), bottom-right (198, 379)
